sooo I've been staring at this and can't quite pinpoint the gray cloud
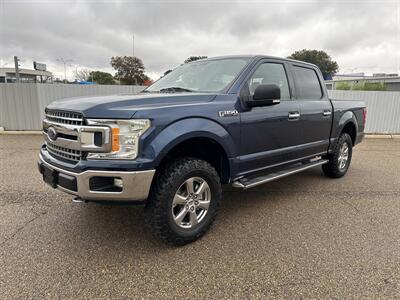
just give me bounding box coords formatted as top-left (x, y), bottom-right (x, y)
top-left (1, 0), bottom-right (399, 80)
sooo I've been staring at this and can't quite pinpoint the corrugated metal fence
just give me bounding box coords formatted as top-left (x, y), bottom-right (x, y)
top-left (0, 84), bottom-right (399, 133)
top-left (328, 90), bottom-right (400, 134)
top-left (0, 83), bottom-right (144, 130)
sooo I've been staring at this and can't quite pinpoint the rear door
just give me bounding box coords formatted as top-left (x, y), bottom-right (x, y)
top-left (290, 64), bottom-right (332, 158)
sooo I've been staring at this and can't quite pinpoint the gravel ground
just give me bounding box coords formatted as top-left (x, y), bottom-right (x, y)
top-left (1, 135), bottom-right (400, 299)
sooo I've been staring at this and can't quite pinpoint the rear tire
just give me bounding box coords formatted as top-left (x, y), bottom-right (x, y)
top-left (145, 157), bottom-right (221, 246)
top-left (322, 133), bottom-right (353, 178)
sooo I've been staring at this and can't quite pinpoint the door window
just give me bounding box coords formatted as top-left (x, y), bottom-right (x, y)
top-left (247, 63), bottom-right (290, 99)
top-left (293, 66), bottom-right (323, 99)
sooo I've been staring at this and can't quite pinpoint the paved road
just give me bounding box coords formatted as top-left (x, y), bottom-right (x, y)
top-left (1, 135), bottom-right (400, 298)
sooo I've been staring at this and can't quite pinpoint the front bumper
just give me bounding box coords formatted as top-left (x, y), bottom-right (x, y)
top-left (38, 155), bottom-right (155, 202)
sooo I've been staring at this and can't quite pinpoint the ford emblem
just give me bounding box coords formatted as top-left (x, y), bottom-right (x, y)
top-left (47, 127), bottom-right (58, 141)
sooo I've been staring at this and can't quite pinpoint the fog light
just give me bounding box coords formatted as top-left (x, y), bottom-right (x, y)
top-left (114, 178), bottom-right (123, 189)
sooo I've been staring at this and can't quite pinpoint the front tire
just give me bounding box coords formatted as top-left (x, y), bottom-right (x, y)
top-left (322, 133), bottom-right (353, 178)
top-left (145, 157), bottom-right (222, 246)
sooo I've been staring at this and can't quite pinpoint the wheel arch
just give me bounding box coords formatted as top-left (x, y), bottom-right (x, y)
top-left (146, 118), bottom-right (237, 183)
top-left (330, 111), bottom-right (358, 151)
top-left (341, 121), bottom-right (357, 145)
top-left (338, 110), bottom-right (358, 145)
top-left (159, 136), bottom-right (231, 183)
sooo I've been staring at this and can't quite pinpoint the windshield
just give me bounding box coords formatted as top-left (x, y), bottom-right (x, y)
top-left (146, 58), bottom-right (250, 93)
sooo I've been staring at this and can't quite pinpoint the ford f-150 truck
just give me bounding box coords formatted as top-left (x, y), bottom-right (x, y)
top-left (38, 55), bottom-right (366, 245)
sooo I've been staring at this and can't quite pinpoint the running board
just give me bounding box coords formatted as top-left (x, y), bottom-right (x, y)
top-left (232, 159), bottom-right (329, 189)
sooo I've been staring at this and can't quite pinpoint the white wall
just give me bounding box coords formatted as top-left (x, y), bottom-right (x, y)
top-left (1, 84), bottom-right (399, 133)
top-left (0, 83), bottom-right (145, 130)
top-left (328, 90), bottom-right (400, 134)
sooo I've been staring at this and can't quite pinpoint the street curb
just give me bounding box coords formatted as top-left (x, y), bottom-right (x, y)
top-left (365, 134), bottom-right (400, 139)
top-left (365, 135), bottom-right (391, 139)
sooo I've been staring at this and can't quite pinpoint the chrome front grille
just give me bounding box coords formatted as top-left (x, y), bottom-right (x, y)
top-left (45, 109), bottom-right (84, 126)
top-left (46, 142), bottom-right (84, 163)
top-left (42, 109), bottom-right (111, 164)
top-left (44, 109), bottom-right (85, 163)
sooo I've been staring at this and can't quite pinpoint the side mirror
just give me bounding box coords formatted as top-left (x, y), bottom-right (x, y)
top-left (247, 84), bottom-right (281, 107)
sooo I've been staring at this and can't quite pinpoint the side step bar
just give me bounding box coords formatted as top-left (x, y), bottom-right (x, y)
top-left (232, 159), bottom-right (329, 189)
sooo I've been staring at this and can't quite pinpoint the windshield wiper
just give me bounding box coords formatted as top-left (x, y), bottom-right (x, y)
top-left (159, 87), bottom-right (194, 93)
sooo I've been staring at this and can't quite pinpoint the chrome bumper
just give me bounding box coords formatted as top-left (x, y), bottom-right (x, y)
top-left (38, 155), bottom-right (155, 202)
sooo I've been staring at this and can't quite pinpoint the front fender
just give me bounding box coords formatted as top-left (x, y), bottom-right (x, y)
top-left (143, 118), bottom-right (237, 166)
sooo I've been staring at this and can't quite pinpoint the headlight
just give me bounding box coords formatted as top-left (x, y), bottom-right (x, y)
top-left (87, 119), bottom-right (151, 160)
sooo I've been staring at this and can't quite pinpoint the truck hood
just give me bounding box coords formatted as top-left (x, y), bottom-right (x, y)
top-left (46, 92), bottom-right (217, 119)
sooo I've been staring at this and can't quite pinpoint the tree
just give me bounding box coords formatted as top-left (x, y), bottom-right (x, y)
top-left (74, 68), bottom-right (91, 81)
top-left (88, 71), bottom-right (115, 85)
top-left (184, 56), bottom-right (208, 64)
top-left (288, 49), bottom-right (339, 78)
top-left (110, 56), bottom-right (150, 85)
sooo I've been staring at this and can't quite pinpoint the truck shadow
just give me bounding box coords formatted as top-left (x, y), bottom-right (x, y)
top-left (219, 168), bottom-right (327, 215)
top-left (64, 168), bottom-right (326, 250)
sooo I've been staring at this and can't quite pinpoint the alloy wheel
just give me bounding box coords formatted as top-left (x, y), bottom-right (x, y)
top-left (172, 177), bottom-right (211, 229)
top-left (338, 142), bottom-right (349, 170)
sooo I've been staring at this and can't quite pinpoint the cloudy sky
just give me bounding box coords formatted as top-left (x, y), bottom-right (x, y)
top-left (0, 0), bottom-right (399, 80)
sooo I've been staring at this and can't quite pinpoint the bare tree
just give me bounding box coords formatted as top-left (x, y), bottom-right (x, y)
top-left (74, 68), bottom-right (92, 81)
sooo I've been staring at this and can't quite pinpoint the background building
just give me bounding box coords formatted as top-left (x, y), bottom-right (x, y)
top-left (0, 68), bottom-right (53, 83)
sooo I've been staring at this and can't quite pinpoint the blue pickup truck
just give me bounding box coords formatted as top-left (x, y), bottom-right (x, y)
top-left (38, 55), bottom-right (366, 245)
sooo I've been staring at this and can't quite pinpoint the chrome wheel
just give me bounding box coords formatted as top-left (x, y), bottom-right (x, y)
top-left (172, 177), bottom-right (211, 229)
top-left (338, 142), bottom-right (349, 170)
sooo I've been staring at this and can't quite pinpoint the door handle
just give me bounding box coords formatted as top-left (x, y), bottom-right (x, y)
top-left (323, 110), bottom-right (332, 116)
top-left (288, 112), bottom-right (300, 119)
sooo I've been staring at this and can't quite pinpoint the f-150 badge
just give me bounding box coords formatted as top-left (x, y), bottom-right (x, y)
top-left (218, 110), bottom-right (239, 117)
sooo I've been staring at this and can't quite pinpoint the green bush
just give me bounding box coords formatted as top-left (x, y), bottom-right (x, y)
top-left (336, 82), bottom-right (351, 90)
top-left (335, 81), bottom-right (386, 91)
top-left (352, 82), bottom-right (386, 91)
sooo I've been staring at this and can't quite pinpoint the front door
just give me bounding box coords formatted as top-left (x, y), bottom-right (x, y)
top-left (239, 60), bottom-right (303, 176)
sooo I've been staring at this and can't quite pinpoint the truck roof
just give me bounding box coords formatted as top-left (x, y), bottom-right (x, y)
top-left (199, 55), bottom-right (319, 69)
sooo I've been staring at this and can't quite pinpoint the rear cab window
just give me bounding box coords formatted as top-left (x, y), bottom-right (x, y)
top-left (292, 66), bottom-right (323, 100)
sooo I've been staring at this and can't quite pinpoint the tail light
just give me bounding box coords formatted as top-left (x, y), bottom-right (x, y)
top-left (362, 107), bottom-right (367, 127)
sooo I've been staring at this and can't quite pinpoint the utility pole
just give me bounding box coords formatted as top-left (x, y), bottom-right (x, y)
top-left (133, 34), bottom-right (137, 86)
top-left (14, 56), bottom-right (20, 83)
top-left (56, 58), bottom-right (72, 83)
